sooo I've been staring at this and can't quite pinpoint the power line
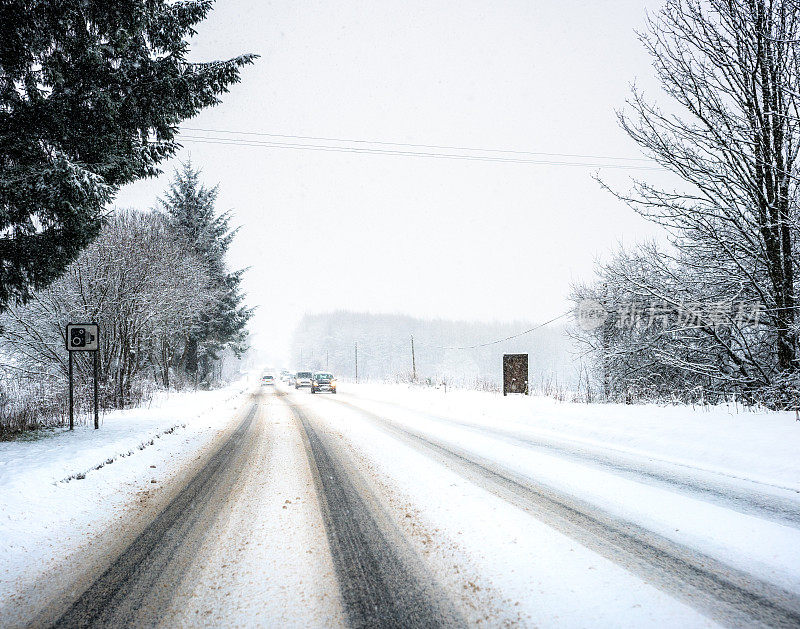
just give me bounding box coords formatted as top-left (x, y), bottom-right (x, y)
top-left (179, 135), bottom-right (662, 170)
top-left (183, 126), bottom-right (654, 163)
top-left (324, 311), bottom-right (572, 377)
top-left (427, 310), bottom-right (573, 350)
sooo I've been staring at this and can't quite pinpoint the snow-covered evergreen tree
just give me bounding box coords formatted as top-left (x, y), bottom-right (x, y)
top-left (160, 162), bottom-right (252, 386)
top-left (0, 0), bottom-right (256, 310)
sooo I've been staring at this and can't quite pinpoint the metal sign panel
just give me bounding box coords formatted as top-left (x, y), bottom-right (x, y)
top-left (66, 323), bottom-right (99, 351)
top-left (503, 354), bottom-right (528, 396)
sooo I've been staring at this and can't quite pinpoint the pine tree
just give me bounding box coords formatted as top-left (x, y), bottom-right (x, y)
top-left (0, 0), bottom-right (256, 310)
top-left (160, 162), bottom-right (252, 386)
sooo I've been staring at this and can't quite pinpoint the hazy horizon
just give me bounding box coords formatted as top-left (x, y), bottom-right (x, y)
top-left (113, 0), bottom-right (669, 363)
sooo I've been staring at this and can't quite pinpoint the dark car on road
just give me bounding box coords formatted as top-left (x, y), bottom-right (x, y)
top-left (311, 372), bottom-right (337, 394)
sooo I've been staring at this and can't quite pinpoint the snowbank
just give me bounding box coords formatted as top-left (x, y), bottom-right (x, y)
top-left (0, 376), bottom-right (253, 616)
top-left (345, 382), bottom-right (800, 490)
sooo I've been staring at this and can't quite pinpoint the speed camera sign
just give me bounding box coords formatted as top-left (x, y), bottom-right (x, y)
top-left (66, 323), bottom-right (99, 351)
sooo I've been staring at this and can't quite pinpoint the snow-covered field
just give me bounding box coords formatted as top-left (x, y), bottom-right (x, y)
top-left (0, 376), bottom-right (253, 621)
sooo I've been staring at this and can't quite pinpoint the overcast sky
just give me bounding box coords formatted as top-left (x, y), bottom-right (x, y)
top-left (114, 0), bottom-right (668, 363)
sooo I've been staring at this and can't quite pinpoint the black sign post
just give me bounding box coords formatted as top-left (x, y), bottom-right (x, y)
top-left (94, 350), bottom-right (99, 429)
top-left (68, 351), bottom-right (74, 430)
top-left (66, 323), bottom-right (100, 429)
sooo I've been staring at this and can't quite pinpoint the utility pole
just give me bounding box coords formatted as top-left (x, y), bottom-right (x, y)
top-left (411, 335), bottom-right (417, 382)
top-left (301, 348), bottom-right (304, 366)
top-left (355, 341), bottom-right (358, 382)
top-left (326, 349), bottom-right (329, 369)
top-left (601, 282), bottom-right (611, 401)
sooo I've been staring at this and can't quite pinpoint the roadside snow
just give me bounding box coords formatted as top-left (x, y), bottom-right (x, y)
top-left (329, 384), bottom-right (800, 596)
top-left (0, 376), bottom-right (253, 621)
top-left (344, 383), bottom-right (800, 491)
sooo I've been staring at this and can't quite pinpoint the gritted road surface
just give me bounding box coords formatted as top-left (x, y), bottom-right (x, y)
top-left (47, 390), bottom-right (460, 629)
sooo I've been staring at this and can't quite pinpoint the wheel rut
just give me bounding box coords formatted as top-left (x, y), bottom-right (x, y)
top-left (281, 393), bottom-right (462, 628)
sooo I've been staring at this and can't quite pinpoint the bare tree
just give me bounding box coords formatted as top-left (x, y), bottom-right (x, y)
top-left (0, 210), bottom-right (210, 412)
top-left (570, 242), bottom-right (773, 403)
top-left (593, 0), bottom-right (800, 403)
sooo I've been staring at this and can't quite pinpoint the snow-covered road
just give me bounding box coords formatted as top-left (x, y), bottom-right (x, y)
top-left (293, 387), bottom-right (800, 627)
top-left (3, 382), bottom-right (800, 627)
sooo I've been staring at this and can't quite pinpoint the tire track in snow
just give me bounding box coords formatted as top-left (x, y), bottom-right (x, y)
top-left (326, 396), bottom-right (800, 629)
top-left (48, 401), bottom-right (261, 628)
top-left (281, 393), bottom-right (462, 628)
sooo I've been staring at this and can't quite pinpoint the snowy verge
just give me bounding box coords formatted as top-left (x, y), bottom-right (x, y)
top-left (327, 383), bottom-right (800, 596)
top-left (343, 382), bottom-right (800, 491)
top-left (0, 375), bottom-right (255, 622)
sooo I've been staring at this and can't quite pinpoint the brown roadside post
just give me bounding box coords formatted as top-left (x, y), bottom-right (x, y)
top-left (503, 354), bottom-right (529, 396)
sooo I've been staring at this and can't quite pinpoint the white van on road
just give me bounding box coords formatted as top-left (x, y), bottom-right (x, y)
top-left (294, 371), bottom-right (312, 388)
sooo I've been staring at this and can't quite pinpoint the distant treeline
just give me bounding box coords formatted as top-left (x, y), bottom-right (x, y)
top-left (290, 311), bottom-right (577, 390)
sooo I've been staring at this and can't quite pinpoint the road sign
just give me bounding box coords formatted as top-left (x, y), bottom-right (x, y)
top-left (503, 354), bottom-right (529, 396)
top-left (65, 323), bottom-right (100, 430)
top-left (66, 323), bottom-right (99, 351)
